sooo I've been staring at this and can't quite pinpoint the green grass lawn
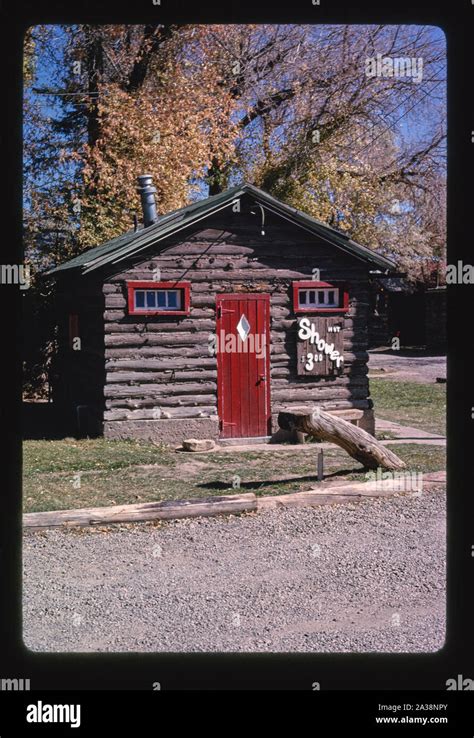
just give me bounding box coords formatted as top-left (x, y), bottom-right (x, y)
top-left (23, 377), bottom-right (446, 513)
top-left (370, 379), bottom-right (446, 436)
top-left (23, 439), bottom-right (445, 513)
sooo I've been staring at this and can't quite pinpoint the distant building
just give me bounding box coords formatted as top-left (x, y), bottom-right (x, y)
top-left (369, 277), bottom-right (446, 350)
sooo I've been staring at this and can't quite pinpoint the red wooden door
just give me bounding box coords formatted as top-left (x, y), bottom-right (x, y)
top-left (216, 294), bottom-right (271, 439)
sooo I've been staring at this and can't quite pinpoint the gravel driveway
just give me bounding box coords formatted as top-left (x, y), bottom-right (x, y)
top-left (23, 487), bottom-right (445, 653)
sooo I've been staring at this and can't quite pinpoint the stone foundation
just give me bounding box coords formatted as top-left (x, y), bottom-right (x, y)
top-left (104, 409), bottom-right (375, 444)
top-left (104, 418), bottom-right (219, 444)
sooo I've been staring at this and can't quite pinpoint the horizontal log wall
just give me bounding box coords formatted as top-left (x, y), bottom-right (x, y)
top-left (102, 205), bottom-right (372, 431)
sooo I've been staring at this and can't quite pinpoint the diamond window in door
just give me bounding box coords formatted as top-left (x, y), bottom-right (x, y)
top-left (236, 313), bottom-right (251, 342)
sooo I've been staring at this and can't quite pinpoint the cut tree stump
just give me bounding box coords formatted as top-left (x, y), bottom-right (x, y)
top-left (278, 409), bottom-right (406, 471)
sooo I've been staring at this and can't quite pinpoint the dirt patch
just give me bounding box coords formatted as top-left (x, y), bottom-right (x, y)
top-left (369, 352), bottom-right (446, 384)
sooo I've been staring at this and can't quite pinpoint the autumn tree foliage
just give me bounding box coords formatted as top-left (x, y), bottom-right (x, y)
top-left (225, 25), bottom-right (446, 275)
top-left (24, 25), bottom-right (237, 260)
top-left (25, 24), bottom-right (446, 270)
top-left (79, 25), bottom-right (238, 245)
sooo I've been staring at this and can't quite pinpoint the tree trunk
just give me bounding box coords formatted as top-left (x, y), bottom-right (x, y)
top-left (206, 157), bottom-right (231, 195)
top-left (126, 25), bottom-right (175, 93)
top-left (278, 409), bottom-right (406, 471)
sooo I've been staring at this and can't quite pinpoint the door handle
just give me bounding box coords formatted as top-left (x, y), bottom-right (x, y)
top-left (258, 375), bottom-right (266, 382)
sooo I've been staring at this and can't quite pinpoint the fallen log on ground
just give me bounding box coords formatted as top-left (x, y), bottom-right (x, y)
top-left (278, 409), bottom-right (406, 471)
top-left (23, 494), bottom-right (257, 529)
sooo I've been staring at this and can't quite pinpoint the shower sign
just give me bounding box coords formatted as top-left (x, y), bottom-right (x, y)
top-left (297, 317), bottom-right (344, 376)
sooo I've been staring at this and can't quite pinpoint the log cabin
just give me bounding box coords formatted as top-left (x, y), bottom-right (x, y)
top-left (46, 177), bottom-right (396, 443)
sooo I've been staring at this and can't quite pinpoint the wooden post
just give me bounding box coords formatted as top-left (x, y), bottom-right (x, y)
top-left (317, 450), bottom-right (324, 481)
top-left (278, 408), bottom-right (406, 471)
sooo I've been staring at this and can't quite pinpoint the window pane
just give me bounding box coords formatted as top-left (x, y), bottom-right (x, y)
top-left (328, 291), bottom-right (335, 305)
top-left (146, 291), bottom-right (156, 308)
top-left (167, 291), bottom-right (178, 308)
top-left (299, 290), bottom-right (307, 305)
top-left (308, 290), bottom-right (316, 304)
top-left (318, 291), bottom-right (325, 304)
top-left (157, 291), bottom-right (166, 307)
top-left (132, 286), bottom-right (186, 312)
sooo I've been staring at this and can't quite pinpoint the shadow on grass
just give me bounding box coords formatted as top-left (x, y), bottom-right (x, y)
top-left (196, 467), bottom-right (363, 492)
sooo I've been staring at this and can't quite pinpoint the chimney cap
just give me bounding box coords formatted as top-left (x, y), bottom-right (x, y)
top-left (137, 173), bottom-right (157, 192)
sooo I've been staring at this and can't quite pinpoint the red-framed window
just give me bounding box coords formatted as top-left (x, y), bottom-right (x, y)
top-left (292, 281), bottom-right (349, 314)
top-left (127, 281), bottom-right (191, 316)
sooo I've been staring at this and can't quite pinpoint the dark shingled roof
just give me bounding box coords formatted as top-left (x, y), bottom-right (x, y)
top-left (46, 183), bottom-right (396, 276)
